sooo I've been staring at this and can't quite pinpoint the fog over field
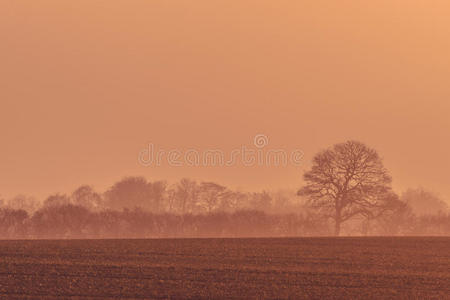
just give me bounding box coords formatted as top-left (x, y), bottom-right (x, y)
top-left (1, 169), bottom-right (449, 239)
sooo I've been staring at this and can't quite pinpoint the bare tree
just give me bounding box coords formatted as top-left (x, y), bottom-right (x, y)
top-left (43, 193), bottom-right (70, 207)
top-left (298, 140), bottom-right (396, 236)
top-left (169, 178), bottom-right (199, 214)
top-left (71, 185), bottom-right (103, 211)
top-left (198, 182), bottom-right (227, 213)
top-left (249, 191), bottom-right (272, 212)
top-left (6, 194), bottom-right (39, 214)
top-left (148, 180), bottom-right (167, 212)
top-left (401, 188), bottom-right (448, 216)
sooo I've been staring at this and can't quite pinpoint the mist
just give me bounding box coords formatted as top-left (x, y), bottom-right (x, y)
top-left (1, 175), bottom-right (448, 239)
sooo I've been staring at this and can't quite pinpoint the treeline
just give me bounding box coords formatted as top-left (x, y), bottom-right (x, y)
top-left (0, 207), bottom-right (331, 239)
top-left (2, 177), bottom-right (303, 215)
top-left (0, 177), bottom-right (449, 239)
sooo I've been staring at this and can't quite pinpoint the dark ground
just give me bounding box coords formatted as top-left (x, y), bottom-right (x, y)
top-left (0, 237), bottom-right (449, 299)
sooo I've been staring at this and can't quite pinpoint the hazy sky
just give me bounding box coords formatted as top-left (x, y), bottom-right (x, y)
top-left (1, 1), bottom-right (449, 203)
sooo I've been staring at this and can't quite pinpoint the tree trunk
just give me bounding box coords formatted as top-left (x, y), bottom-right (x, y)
top-left (334, 219), bottom-right (341, 236)
top-left (334, 207), bottom-right (342, 236)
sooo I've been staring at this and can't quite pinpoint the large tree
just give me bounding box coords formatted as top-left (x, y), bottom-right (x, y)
top-left (298, 140), bottom-right (397, 236)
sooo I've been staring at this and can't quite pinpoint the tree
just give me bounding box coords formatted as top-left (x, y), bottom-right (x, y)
top-left (104, 177), bottom-right (168, 212)
top-left (43, 193), bottom-right (70, 207)
top-left (168, 178), bottom-right (199, 214)
top-left (198, 182), bottom-right (227, 213)
top-left (71, 185), bottom-right (102, 211)
top-left (372, 199), bottom-right (415, 235)
top-left (0, 208), bottom-right (29, 238)
top-left (6, 194), bottom-right (39, 213)
top-left (148, 180), bottom-right (167, 212)
top-left (360, 191), bottom-right (404, 235)
top-left (31, 204), bottom-right (92, 238)
top-left (217, 190), bottom-right (243, 212)
top-left (298, 140), bottom-right (396, 236)
top-left (249, 191), bottom-right (272, 212)
top-left (401, 188), bottom-right (448, 216)
top-left (105, 177), bottom-right (152, 211)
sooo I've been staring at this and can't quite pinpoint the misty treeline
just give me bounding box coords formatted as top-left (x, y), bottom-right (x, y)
top-left (0, 180), bottom-right (449, 239)
top-left (0, 179), bottom-right (328, 239)
top-left (1, 141), bottom-right (449, 238)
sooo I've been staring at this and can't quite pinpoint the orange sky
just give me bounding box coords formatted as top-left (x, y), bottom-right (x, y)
top-left (1, 1), bottom-right (450, 203)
